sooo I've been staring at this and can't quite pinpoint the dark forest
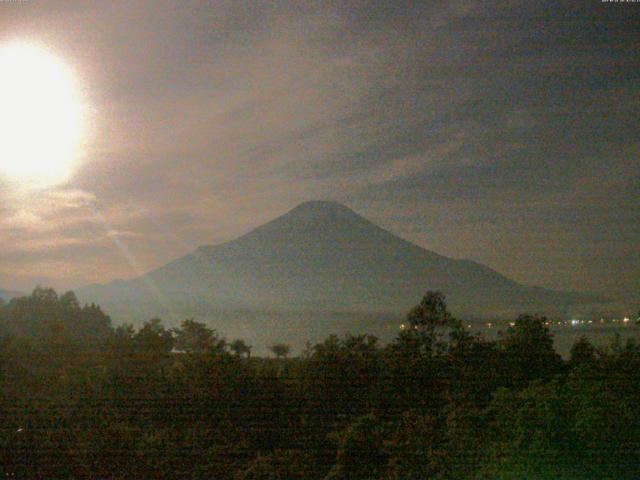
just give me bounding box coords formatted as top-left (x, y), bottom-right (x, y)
top-left (1, 287), bottom-right (638, 479)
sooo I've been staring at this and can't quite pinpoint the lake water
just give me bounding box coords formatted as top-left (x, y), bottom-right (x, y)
top-left (180, 309), bottom-right (640, 357)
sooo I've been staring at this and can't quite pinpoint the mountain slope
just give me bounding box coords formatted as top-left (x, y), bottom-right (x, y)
top-left (79, 201), bottom-right (601, 320)
top-left (0, 289), bottom-right (22, 302)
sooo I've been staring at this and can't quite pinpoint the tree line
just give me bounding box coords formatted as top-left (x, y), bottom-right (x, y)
top-left (0, 287), bottom-right (639, 478)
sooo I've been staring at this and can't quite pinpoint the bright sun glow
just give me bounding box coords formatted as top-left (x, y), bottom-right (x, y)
top-left (0, 43), bottom-right (86, 188)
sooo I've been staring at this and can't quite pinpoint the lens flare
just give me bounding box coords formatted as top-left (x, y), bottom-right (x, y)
top-left (0, 42), bottom-right (86, 188)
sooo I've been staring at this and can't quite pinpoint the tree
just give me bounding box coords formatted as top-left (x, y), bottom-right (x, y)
top-left (570, 335), bottom-right (596, 367)
top-left (385, 411), bottom-right (445, 479)
top-left (238, 450), bottom-right (315, 480)
top-left (326, 414), bottom-right (386, 480)
top-left (499, 314), bottom-right (562, 387)
top-left (270, 343), bottom-right (290, 360)
top-left (172, 319), bottom-right (224, 354)
top-left (229, 339), bottom-right (251, 358)
top-left (480, 381), bottom-right (572, 479)
top-left (31, 285), bottom-right (58, 304)
top-left (0, 287), bottom-right (112, 350)
top-left (59, 291), bottom-right (80, 310)
top-left (302, 335), bottom-right (381, 427)
top-left (114, 323), bottom-right (136, 341)
top-left (407, 291), bottom-right (452, 329)
top-left (404, 291), bottom-right (457, 354)
top-left (135, 318), bottom-right (174, 354)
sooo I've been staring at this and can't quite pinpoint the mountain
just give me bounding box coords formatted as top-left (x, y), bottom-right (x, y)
top-left (0, 289), bottom-right (21, 302)
top-left (79, 201), bottom-right (603, 324)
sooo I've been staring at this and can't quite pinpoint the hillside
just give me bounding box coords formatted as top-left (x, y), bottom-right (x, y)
top-left (0, 289), bottom-right (21, 302)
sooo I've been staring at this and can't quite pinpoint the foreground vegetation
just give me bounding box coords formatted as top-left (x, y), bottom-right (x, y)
top-left (0, 288), bottom-right (639, 479)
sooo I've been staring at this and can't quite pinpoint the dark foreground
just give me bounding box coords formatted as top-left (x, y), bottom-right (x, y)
top-left (1, 288), bottom-right (639, 479)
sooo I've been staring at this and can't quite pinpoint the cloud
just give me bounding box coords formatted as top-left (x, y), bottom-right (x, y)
top-left (106, 229), bottom-right (143, 239)
top-left (45, 189), bottom-right (96, 209)
top-left (1, 209), bottom-right (42, 230)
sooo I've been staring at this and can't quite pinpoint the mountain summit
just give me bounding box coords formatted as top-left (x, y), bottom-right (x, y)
top-left (79, 201), bottom-right (601, 321)
top-left (280, 200), bottom-right (362, 218)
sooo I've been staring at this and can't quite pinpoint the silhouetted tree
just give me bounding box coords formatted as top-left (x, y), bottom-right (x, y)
top-left (499, 314), bottom-right (562, 387)
top-left (135, 318), bottom-right (174, 354)
top-left (385, 411), bottom-right (445, 479)
top-left (404, 290), bottom-right (457, 354)
top-left (570, 335), bottom-right (596, 367)
top-left (0, 285), bottom-right (638, 479)
top-left (270, 343), bottom-right (290, 360)
top-left (326, 414), bottom-right (386, 480)
top-left (238, 449), bottom-right (316, 480)
top-left (173, 318), bottom-right (225, 354)
top-left (230, 339), bottom-right (251, 358)
top-left (480, 381), bottom-right (572, 478)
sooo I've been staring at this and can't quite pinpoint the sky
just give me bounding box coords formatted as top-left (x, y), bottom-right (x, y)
top-left (0, 0), bottom-right (638, 303)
